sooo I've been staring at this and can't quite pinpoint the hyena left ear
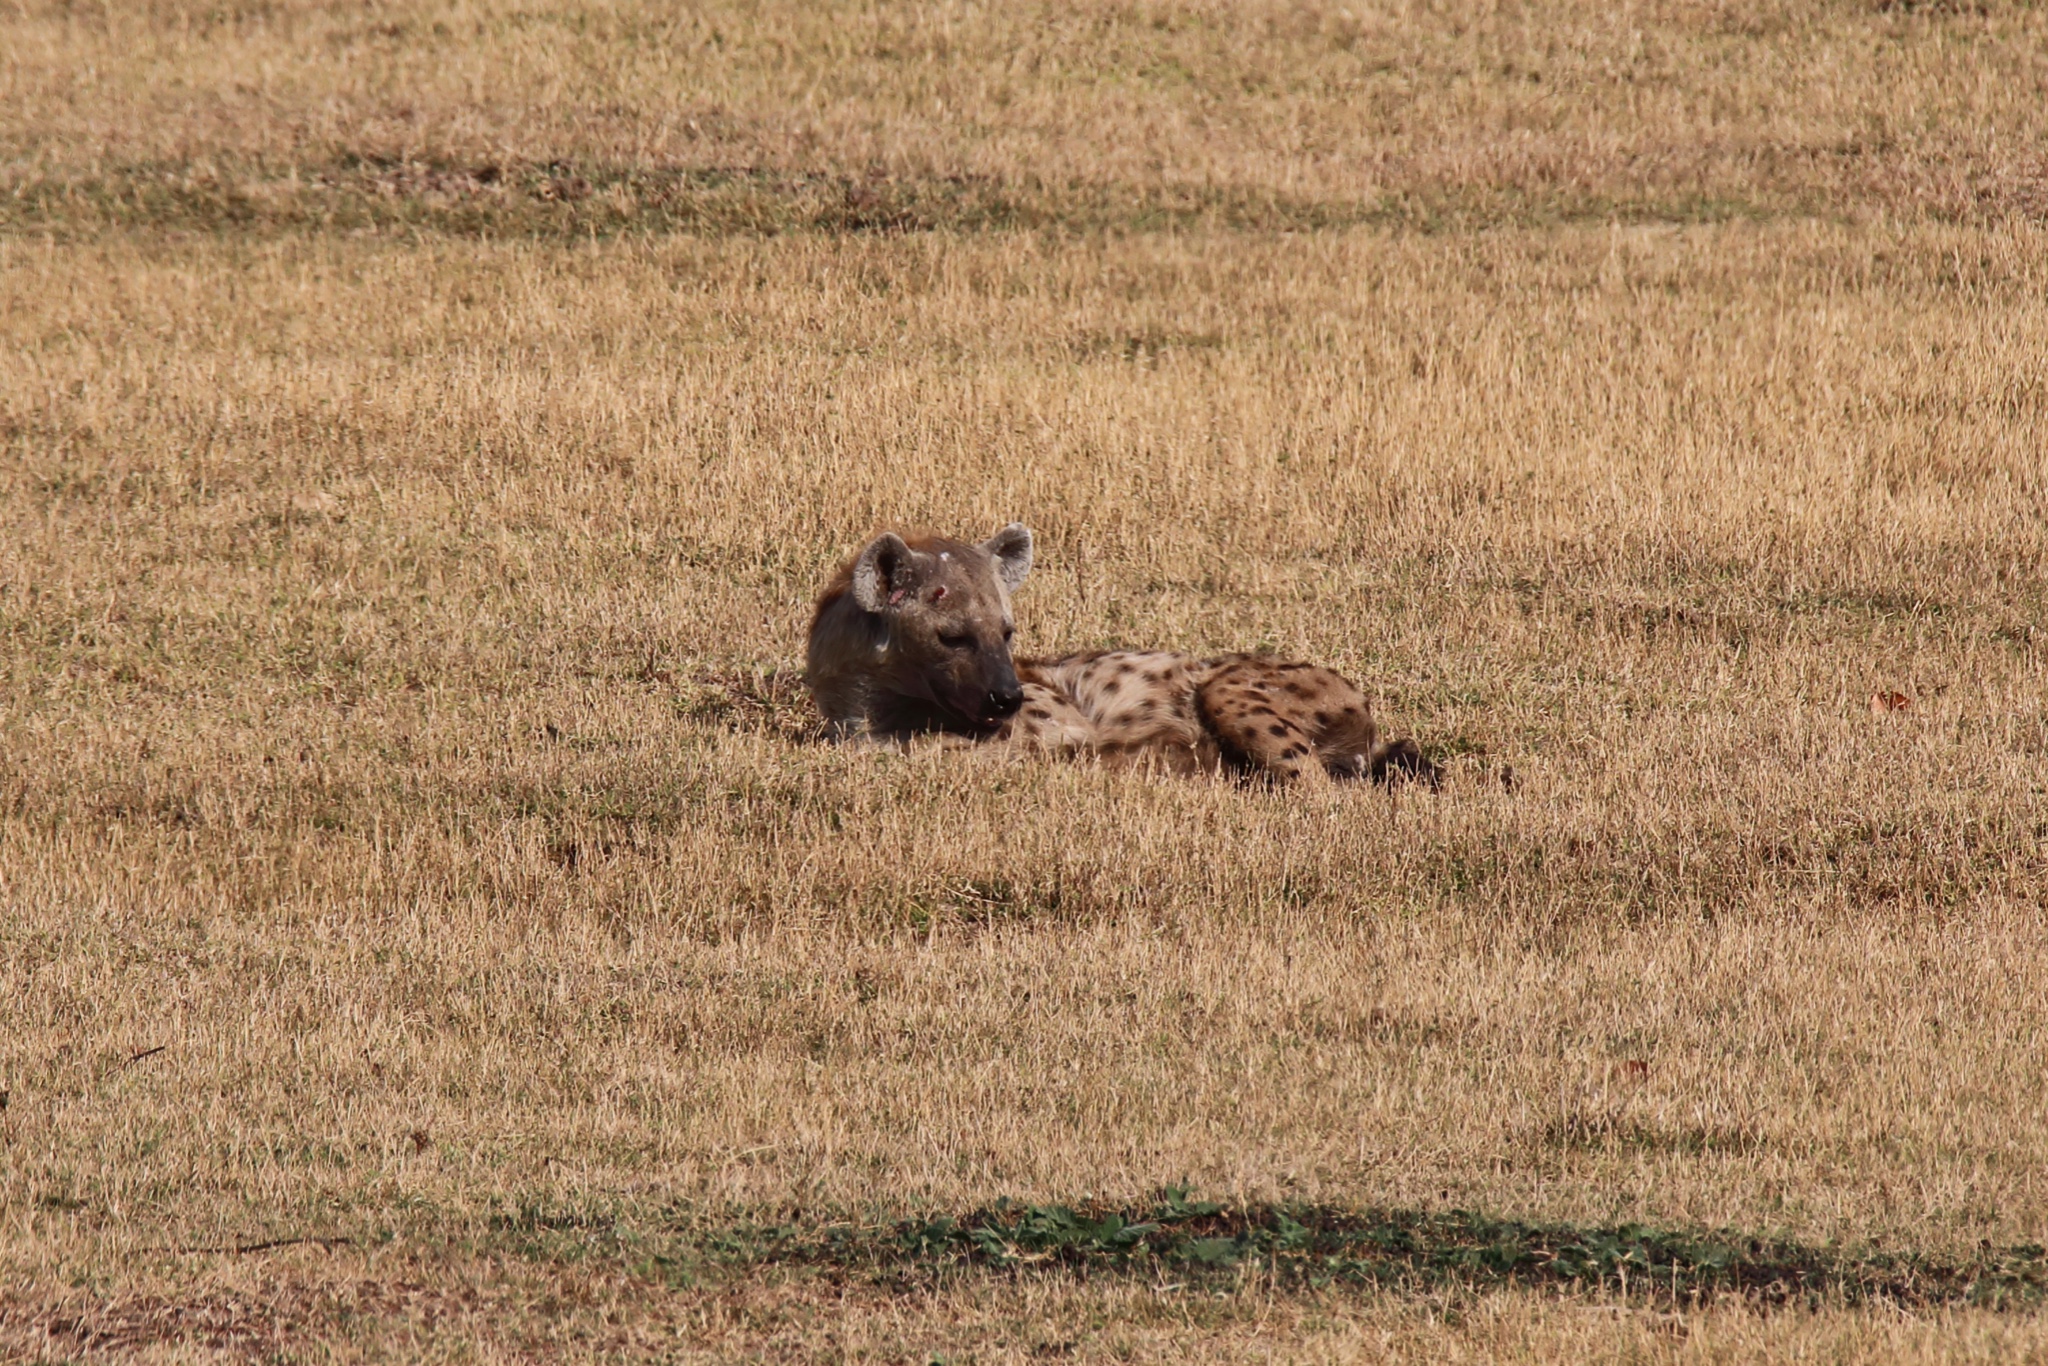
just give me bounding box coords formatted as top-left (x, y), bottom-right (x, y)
top-left (981, 522), bottom-right (1033, 594)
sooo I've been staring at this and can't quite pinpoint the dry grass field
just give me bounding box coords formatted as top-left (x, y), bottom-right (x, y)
top-left (4, 0), bottom-right (2048, 1359)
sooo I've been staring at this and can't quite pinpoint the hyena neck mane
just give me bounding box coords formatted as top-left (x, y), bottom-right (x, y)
top-left (806, 524), bottom-right (1033, 740)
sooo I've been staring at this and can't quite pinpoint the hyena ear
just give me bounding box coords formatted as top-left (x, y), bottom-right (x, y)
top-left (980, 522), bottom-right (1033, 594)
top-left (849, 532), bottom-right (923, 614)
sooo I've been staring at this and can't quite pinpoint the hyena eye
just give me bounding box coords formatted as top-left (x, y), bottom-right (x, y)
top-left (939, 632), bottom-right (974, 651)
top-left (1002, 625), bottom-right (1014, 641)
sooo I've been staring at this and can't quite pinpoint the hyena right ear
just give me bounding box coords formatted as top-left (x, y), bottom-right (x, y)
top-left (850, 532), bottom-right (921, 613)
top-left (980, 522), bottom-right (1033, 594)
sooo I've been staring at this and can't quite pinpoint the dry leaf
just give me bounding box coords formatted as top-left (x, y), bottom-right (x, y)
top-left (1870, 690), bottom-right (1912, 716)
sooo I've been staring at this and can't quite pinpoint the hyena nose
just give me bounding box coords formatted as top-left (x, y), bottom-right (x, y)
top-left (987, 686), bottom-right (1025, 719)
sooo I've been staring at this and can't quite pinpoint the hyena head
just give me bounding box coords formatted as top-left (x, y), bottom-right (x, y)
top-left (807, 523), bottom-right (1034, 737)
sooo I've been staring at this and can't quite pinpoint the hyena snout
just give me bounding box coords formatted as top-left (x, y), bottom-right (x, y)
top-left (984, 681), bottom-right (1025, 720)
top-left (922, 644), bottom-right (1025, 731)
top-left (958, 653), bottom-right (1024, 727)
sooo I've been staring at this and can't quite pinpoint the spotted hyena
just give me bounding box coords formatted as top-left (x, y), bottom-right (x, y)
top-left (805, 523), bottom-right (1434, 784)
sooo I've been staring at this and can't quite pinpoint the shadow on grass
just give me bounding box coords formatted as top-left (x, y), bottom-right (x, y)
top-left (490, 1189), bottom-right (2048, 1312)
top-left (677, 665), bottom-right (822, 744)
top-left (1, 155), bottom-right (1796, 241)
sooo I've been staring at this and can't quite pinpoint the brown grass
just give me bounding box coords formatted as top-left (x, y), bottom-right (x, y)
top-left (6, 0), bottom-right (2048, 233)
top-left (10, 1264), bottom-right (2048, 1363)
top-left (4, 0), bottom-right (2048, 1359)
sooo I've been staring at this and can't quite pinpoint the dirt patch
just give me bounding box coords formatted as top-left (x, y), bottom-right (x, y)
top-left (3, 1289), bottom-right (298, 1361)
top-left (0, 1278), bottom-right (504, 1362)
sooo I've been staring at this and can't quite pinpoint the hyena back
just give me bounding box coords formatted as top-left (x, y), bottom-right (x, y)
top-left (805, 524), bottom-right (1433, 784)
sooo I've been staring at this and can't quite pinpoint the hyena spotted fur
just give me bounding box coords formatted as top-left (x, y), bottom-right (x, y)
top-left (805, 523), bottom-right (1435, 784)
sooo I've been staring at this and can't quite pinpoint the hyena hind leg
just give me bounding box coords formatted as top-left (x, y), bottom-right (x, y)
top-left (1195, 664), bottom-right (1325, 783)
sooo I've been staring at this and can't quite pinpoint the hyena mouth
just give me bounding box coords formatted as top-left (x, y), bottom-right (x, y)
top-left (963, 688), bottom-right (1025, 731)
top-left (919, 692), bottom-right (999, 735)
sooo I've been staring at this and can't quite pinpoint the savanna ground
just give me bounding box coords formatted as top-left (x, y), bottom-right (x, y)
top-left (3, 0), bottom-right (2048, 1359)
